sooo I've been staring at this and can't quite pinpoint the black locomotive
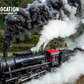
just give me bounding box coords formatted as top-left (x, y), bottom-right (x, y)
top-left (0, 49), bottom-right (76, 84)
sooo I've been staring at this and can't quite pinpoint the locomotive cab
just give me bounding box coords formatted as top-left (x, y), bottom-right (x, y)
top-left (45, 50), bottom-right (60, 66)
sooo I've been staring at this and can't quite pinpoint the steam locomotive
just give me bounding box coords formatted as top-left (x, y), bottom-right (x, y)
top-left (0, 48), bottom-right (77, 84)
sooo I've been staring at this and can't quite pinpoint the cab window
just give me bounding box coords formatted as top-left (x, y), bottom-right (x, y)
top-left (54, 56), bottom-right (58, 61)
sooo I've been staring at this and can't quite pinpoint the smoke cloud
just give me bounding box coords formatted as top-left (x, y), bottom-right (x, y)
top-left (31, 0), bottom-right (84, 51)
top-left (3, 0), bottom-right (84, 54)
top-left (24, 52), bottom-right (84, 84)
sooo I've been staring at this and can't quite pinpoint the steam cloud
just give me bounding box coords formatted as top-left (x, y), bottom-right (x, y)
top-left (64, 32), bottom-right (84, 49)
top-left (31, 19), bottom-right (79, 51)
top-left (24, 53), bottom-right (84, 84)
top-left (3, 0), bottom-right (84, 55)
top-left (31, 0), bottom-right (83, 51)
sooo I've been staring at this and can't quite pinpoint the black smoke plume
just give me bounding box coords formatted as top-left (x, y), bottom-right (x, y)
top-left (3, 0), bottom-right (83, 57)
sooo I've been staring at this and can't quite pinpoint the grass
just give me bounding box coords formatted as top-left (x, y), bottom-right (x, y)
top-left (0, 52), bottom-right (14, 57)
top-left (0, 50), bottom-right (37, 57)
top-left (0, 43), bottom-right (34, 57)
top-left (0, 51), bottom-right (31, 57)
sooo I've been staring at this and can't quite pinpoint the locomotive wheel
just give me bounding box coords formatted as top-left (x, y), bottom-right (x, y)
top-left (41, 66), bottom-right (48, 75)
top-left (35, 69), bottom-right (48, 78)
top-left (36, 69), bottom-right (41, 78)
top-left (42, 70), bottom-right (48, 75)
top-left (41, 66), bottom-right (47, 70)
top-left (33, 69), bottom-right (42, 79)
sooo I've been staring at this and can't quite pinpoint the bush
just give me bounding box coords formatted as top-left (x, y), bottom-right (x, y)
top-left (23, 34), bottom-right (30, 43)
top-left (11, 44), bottom-right (17, 49)
top-left (54, 37), bottom-right (64, 41)
top-left (30, 35), bottom-right (39, 45)
top-left (49, 41), bottom-right (62, 49)
top-left (32, 31), bottom-right (40, 36)
top-left (9, 43), bottom-right (34, 52)
top-left (15, 37), bottom-right (22, 43)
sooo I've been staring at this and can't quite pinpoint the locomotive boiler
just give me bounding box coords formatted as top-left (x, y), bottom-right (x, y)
top-left (0, 49), bottom-right (75, 84)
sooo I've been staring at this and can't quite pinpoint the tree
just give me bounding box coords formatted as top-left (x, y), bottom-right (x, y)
top-left (23, 34), bottom-right (30, 43)
top-left (0, 32), bottom-right (3, 52)
top-left (15, 37), bottom-right (21, 43)
top-left (31, 35), bottom-right (39, 45)
top-left (32, 31), bottom-right (40, 36)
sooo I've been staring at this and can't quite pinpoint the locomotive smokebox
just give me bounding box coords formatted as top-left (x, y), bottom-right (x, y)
top-left (0, 56), bottom-right (15, 73)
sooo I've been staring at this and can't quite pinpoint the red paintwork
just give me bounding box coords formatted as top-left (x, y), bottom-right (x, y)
top-left (46, 49), bottom-right (60, 53)
top-left (0, 57), bottom-right (2, 60)
top-left (54, 57), bottom-right (55, 61)
top-left (45, 49), bottom-right (60, 62)
top-left (49, 54), bottom-right (52, 62)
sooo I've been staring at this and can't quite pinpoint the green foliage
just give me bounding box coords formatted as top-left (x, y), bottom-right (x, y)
top-left (47, 37), bottom-right (64, 49)
top-left (10, 44), bottom-right (16, 49)
top-left (23, 34), bottom-right (30, 43)
top-left (0, 52), bottom-right (14, 57)
top-left (32, 31), bottom-right (40, 36)
top-left (31, 35), bottom-right (39, 45)
top-left (0, 32), bottom-right (3, 52)
top-left (15, 37), bottom-right (22, 43)
top-left (54, 37), bottom-right (64, 41)
top-left (82, 23), bottom-right (84, 30)
top-left (0, 20), bottom-right (6, 30)
top-left (9, 43), bottom-right (34, 52)
top-left (49, 39), bottom-right (63, 49)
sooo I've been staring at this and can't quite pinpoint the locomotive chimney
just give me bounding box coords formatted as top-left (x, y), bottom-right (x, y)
top-left (3, 35), bottom-right (10, 57)
top-left (3, 40), bottom-right (9, 57)
top-left (65, 43), bottom-right (68, 50)
top-left (3, 50), bottom-right (8, 57)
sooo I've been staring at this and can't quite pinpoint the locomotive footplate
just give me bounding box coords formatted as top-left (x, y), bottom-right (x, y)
top-left (3, 62), bottom-right (50, 74)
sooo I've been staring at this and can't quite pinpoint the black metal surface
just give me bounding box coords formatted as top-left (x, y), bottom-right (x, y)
top-left (0, 56), bottom-right (15, 70)
top-left (0, 51), bottom-right (46, 73)
top-left (13, 51), bottom-right (33, 56)
top-left (59, 50), bottom-right (73, 63)
top-left (3, 62), bottom-right (50, 74)
top-left (0, 49), bottom-right (76, 84)
top-left (73, 46), bottom-right (84, 52)
top-left (52, 53), bottom-right (59, 66)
